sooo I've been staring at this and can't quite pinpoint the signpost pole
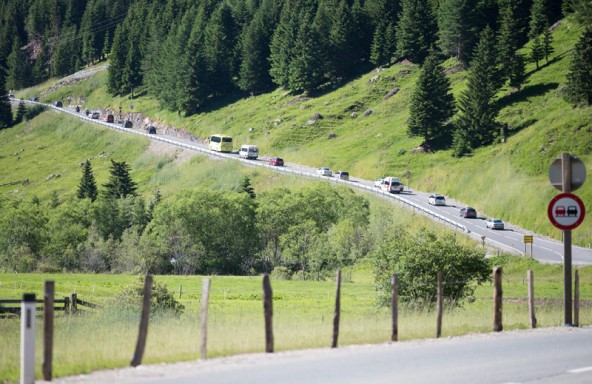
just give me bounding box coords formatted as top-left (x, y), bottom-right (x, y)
top-left (562, 153), bottom-right (572, 326)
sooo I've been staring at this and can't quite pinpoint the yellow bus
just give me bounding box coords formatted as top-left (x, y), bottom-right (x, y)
top-left (208, 134), bottom-right (233, 152)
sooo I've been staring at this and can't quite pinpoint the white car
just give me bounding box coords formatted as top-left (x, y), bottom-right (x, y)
top-left (486, 218), bottom-right (505, 230)
top-left (428, 194), bottom-right (446, 206)
top-left (316, 168), bottom-right (332, 177)
top-left (374, 178), bottom-right (384, 187)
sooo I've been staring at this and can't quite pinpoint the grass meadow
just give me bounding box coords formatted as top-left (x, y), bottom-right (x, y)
top-left (2, 257), bottom-right (592, 382)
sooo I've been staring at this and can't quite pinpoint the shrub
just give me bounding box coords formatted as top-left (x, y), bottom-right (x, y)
top-left (114, 276), bottom-right (184, 316)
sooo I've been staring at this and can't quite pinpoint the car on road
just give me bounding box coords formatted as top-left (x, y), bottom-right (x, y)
top-left (486, 218), bottom-right (504, 230)
top-left (317, 168), bottom-right (332, 176)
top-left (381, 177), bottom-right (404, 193)
top-left (91, 112), bottom-right (100, 119)
top-left (54, 101), bottom-right (63, 107)
top-left (460, 207), bottom-right (477, 218)
top-left (374, 178), bottom-right (384, 188)
top-left (335, 170), bottom-right (349, 180)
top-left (122, 120), bottom-right (133, 128)
top-left (269, 157), bottom-right (284, 166)
top-left (428, 194), bottom-right (446, 206)
top-left (146, 126), bottom-right (157, 134)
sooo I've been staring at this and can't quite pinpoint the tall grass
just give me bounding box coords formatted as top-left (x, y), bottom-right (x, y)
top-left (1, 258), bottom-right (592, 382)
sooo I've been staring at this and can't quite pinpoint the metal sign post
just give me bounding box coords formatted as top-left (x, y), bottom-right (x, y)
top-left (548, 153), bottom-right (587, 326)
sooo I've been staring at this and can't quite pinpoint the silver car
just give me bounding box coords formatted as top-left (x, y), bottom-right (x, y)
top-left (316, 167), bottom-right (332, 177)
top-left (428, 194), bottom-right (446, 206)
top-left (486, 218), bottom-right (504, 230)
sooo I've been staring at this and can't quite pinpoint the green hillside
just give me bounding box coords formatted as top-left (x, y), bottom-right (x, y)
top-left (7, 18), bottom-right (592, 245)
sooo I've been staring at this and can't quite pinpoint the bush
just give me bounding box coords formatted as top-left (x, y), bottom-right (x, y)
top-left (371, 228), bottom-right (490, 307)
top-left (114, 276), bottom-right (184, 316)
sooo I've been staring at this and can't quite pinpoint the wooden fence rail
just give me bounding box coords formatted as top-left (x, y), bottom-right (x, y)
top-left (0, 296), bottom-right (98, 316)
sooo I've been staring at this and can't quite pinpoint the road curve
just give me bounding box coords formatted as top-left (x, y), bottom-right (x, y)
top-left (51, 327), bottom-right (592, 384)
top-left (17, 99), bottom-right (592, 265)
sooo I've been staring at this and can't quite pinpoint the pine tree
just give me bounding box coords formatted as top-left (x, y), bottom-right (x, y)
top-left (529, 0), bottom-right (549, 40)
top-left (542, 27), bottom-right (554, 64)
top-left (455, 26), bottom-right (503, 153)
top-left (238, 11), bottom-right (274, 93)
top-left (396, 0), bottom-right (438, 64)
top-left (0, 54), bottom-right (12, 129)
top-left (407, 52), bottom-right (455, 142)
top-left (565, 28), bottom-right (592, 106)
top-left (269, 2), bottom-right (298, 87)
top-left (6, 40), bottom-right (30, 90)
top-left (103, 160), bottom-right (137, 199)
top-left (288, 12), bottom-right (325, 92)
top-left (15, 100), bottom-right (26, 124)
top-left (328, 0), bottom-right (359, 77)
top-left (530, 36), bottom-right (544, 69)
top-left (508, 52), bottom-right (526, 90)
top-left (241, 177), bottom-right (256, 199)
top-left (496, 2), bottom-right (521, 80)
top-left (437, 0), bottom-right (479, 64)
top-left (77, 160), bottom-right (98, 202)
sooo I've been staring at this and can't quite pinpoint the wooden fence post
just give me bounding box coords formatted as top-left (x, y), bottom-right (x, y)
top-left (332, 270), bottom-right (341, 348)
top-left (263, 274), bottom-right (274, 353)
top-left (436, 272), bottom-right (443, 338)
top-left (179, 285), bottom-right (183, 300)
top-left (574, 270), bottom-right (580, 327)
top-left (131, 275), bottom-right (152, 367)
top-left (71, 293), bottom-right (77, 315)
top-left (43, 281), bottom-right (54, 381)
top-left (64, 296), bottom-right (70, 315)
top-left (391, 274), bottom-right (398, 342)
top-left (200, 279), bottom-right (211, 360)
top-left (527, 270), bottom-right (536, 329)
top-left (493, 267), bottom-right (503, 332)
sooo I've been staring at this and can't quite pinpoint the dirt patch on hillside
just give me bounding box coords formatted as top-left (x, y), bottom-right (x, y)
top-left (146, 140), bottom-right (193, 165)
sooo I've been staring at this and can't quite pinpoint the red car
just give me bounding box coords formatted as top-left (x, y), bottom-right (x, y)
top-left (269, 157), bottom-right (284, 166)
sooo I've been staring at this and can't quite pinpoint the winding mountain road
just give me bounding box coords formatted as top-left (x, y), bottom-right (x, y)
top-left (18, 99), bottom-right (592, 265)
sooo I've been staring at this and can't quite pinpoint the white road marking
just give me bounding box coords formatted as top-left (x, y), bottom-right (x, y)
top-left (568, 366), bottom-right (592, 373)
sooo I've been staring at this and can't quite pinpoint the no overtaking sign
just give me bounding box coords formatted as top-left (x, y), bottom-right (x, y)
top-left (547, 193), bottom-right (586, 230)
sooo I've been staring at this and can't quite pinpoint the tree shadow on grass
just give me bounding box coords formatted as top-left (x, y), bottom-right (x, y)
top-left (497, 82), bottom-right (559, 110)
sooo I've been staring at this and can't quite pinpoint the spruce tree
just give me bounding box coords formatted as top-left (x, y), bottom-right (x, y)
top-left (77, 160), bottom-right (98, 202)
top-left (437, 0), bottom-right (478, 64)
top-left (530, 36), bottom-right (544, 69)
top-left (288, 12), bottom-right (325, 92)
top-left (0, 54), bottom-right (12, 130)
top-left (370, 21), bottom-right (391, 66)
top-left (238, 11), bottom-right (274, 93)
top-left (395, 0), bottom-right (438, 64)
top-left (565, 28), bottom-right (592, 106)
top-left (103, 160), bottom-right (137, 199)
top-left (241, 177), bottom-right (256, 199)
top-left (542, 27), bottom-right (554, 64)
top-left (328, 0), bottom-right (359, 77)
top-left (455, 26), bottom-right (503, 153)
top-left (529, 0), bottom-right (549, 40)
top-left (15, 100), bottom-right (26, 124)
top-left (407, 52), bottom-right (455, 142)
top-left (496, 2), bottom-right (521, 80)
top-left (508, 52), bottom-right (526, 90)
top-left (269, 2), bottom-right (298, 87)
top-left (6, 39), bottom-right (30, 90)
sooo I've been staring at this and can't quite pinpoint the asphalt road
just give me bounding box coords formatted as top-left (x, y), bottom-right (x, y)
top-left (18, 99), bottom-right (592, 265)
top-left (51, 327), bottom-right (592, 384)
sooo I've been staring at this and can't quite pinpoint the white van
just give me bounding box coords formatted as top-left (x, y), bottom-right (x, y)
top-left (381, 177), bottom-right (404, 193)
top-left (239, 144), bottom-right (259, 159)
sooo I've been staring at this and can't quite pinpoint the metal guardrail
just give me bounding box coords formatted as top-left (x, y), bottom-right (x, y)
top-left (26, 99), bottom-right (469, 234)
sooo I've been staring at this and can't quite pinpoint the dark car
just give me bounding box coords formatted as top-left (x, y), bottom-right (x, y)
top-left (54, 101), bottom-right (63, 107)
top-left (269, 157), bottom-right (284, 166)
top-left (460, 207), bottom-right (477, 218)
top-left (105, 114), bottom-right (114, 123)
top-left (146, 126), bottom-right (157, 134)
top-left (122, 120), bottom-right (133, 128)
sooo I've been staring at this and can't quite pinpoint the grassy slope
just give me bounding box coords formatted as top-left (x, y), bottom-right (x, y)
top-left (9, 18), bottom-right (592, 244)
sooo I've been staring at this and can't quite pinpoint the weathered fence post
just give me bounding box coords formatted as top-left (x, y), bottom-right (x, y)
top-left (43, 281), bottom-right (55, 381)
top-left (493, 267), bottom-right (503, 332)
top-left (574, 270), bottom-right (580, 327)
top-left (527, 270), bottom-right (536, 329)
top-left (64, 296), bottom-right (70, 315)
top-left (200, 278), bottom-right (211, 360)
top-left (21, 293), bottom-right (36, 384)
top-left (71, 293), bottom-right (77, 315)
top-left (391, 274), bottom-right (398, 342)
top-left (332, 270), bottom-right (341, 348)
top-left (263, 274), bottom-right (274, 353)
top-left (436, 272), bottom-right (443, 338)
top-left (179, 285), bottom-right (183, 300)
top-left (131, 275), bottom-right (152, 367)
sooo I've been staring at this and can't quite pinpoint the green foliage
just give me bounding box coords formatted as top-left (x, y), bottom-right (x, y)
top-left (241, 177), bottom-right (256, 199)
top-left (530, 36), bottom-right (545, 69)
top-left (103, 159), bottom-right (137, 199)
top-left (395, 0), bottom-right (438, 65)
top-left (77, 160), bottom-right (98, 201)
top-left (0, 58), bottom-right (12, 129)
top-left (371, 227), bottom-right (490, 307)
top-left (528, 0), bottom-right (550, 40)
top-left (437, 0), bottom-right (479, 64)
top-left (508, 52), bottom-right (527, 89)
top-left (407, 52), bottom-right (455, 142)
top-left (565, 28), bottom-right (592, 106)
top-left (455, 26), bottom-right (503, 152)
top-left (542, 27), bottom-right (554, 64)
top-left (114, 276), bottom-right (185, 316)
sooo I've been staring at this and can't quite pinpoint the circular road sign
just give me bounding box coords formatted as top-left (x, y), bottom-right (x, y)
top-left (547, 193), bottom-right (586, 230)
top-left (548, 156), bottom-right (587, 191)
